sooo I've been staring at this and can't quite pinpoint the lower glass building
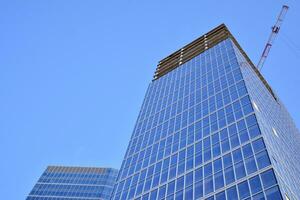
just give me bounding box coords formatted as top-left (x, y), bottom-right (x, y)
top-left (26, 166), bottom-right (118, 200)
top-left (111, 24), bottom-right (300, 200)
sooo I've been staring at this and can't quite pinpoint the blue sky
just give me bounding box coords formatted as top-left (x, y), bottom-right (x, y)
top-left (1, 1), bottom-right (300, 199)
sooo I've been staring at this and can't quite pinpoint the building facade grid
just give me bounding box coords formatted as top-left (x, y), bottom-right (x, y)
top-left (112, 38), bottom-right (283, 200)
top-left (27, 166), bottom-right (118, 200)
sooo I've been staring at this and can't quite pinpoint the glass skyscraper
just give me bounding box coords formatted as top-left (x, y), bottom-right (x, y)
top-left (111, 24), bottom-right (300, 200)
top-left (26, 166), bottom-right (118, 200)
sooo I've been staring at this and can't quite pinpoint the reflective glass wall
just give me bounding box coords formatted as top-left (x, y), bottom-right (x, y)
top-left (112, 38), bottom-right (282, 200)
top-left (27, 166), bottom-right (118, 200)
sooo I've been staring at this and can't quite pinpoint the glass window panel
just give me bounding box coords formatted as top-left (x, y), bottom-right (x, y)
top-left (252, 192), bottom-right (265, 200)
top-left (160, 170), bottom-right (168, 184)
top-left (186, 156), bottom-right (194, 171)
top-left (213, 143), bottom-right (221, 158)
top-left (246, 114), bottom-right (257, 127)
top-left (142, 193), bottom-right (149, 200)
top-left (195, 152), bottom-right (203, 167)
top-left (204, 163), bottom-right (213, 177)
top-left (152, 174), bottom-right (160, 188)
top-left (213, 158), bottom-right (223, 173)
top-left (175, 190), bottom-right (183, 200)
top-left (221, 139), bottom-right (230, 153)
top-left (256, 150), bottom-right (271, 169)
top-left (248, 125), bottom-right (261, 138)
top-left (238, 180), bottom-right (250, 199)
top-left (239, 129), bottom-right (250, 144)
top-left (223, 153), bottom-right (233, 168)
top-left (232, 148), bottom-right (243, 163)
top-left (195, 181), bottom-right (203, 199)
top-left (158, 185), bottom-right (166, 200)
top-left (204, 176), bottom-right (214, 195)
top-left (245, 156), bottom-right (257, 175)
top-left (177, 162), bottom-right (185, 176)
top-left (206, 196), bottom-right (214, 200)
top-left (249, 175), bottom-right (262, 195)
top-left (226, 185), bottom-right (238, 200)
top-left (234, 161), bottom-right (246, 180)
top-left (261, 169), bottom-right (277, 189)
top-left (204, 149), bottom-right (212, 162)
top-left (185, 172), bottom-right (193, 187)
top-left (214, 171), bottom-right (224, 190)
top-left (195, 167), bottom-right (203, 182)
top-left (242, 143), bottom-right (253, 158)
top-left (150, 189), bottom-right (158, 200)
top-left (185, 186), bottom-right (193, 199)
top-left (252, 138), bottom-right (266, 153)
top-left (204, 137), bottom-right (211, 149)
top-left (230, 134), bottom-right (240, 148)
top-left (176, 176), bottom-right (184, 192)
top-left (215, 191), bottom-right (226, 200)
top-left (224, 166), bottom-right (235, 185)
top-left (265, 186), bottom-right (282, 200)
top-left (167, 181), bottom-right (175, 196)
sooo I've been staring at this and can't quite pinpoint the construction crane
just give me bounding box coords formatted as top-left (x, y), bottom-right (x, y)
top-left (257, 5), bottom-right (289, 71)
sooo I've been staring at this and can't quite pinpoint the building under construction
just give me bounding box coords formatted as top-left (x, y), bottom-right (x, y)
top-left (111, 7), bottom-right (300, 200)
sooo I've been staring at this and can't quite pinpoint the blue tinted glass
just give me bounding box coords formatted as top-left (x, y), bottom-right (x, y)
top-left (214, 171), bottom-right (224, 190)
top-left (186, 172), bottom-right (193, 187)
top-left (242, 143), bottom-right (253, 158)
top-left (213, 158), bottom-right (223, 173)
top-left (213, 143), bottom-right (221, 157)
top-left (223, 153), bottom-right (233, 168)
top-left (158, 185), bottom-right (166, 199)
top-left (256, 150), bottom-right (271, 169)
top-left (204, 149), bottom-right (212, 162)
top-left (204, 163), bottom-right (213, 177)
top-left (232, 149), bottom-right (243, 163)
top-left (195, 181), bottom-right (203, 199)
top-left (238, 181), bottom-right (250, 199)
top-left (246, 114), bottom-right (257, 127)
top-left (249, 175), bottom-right (262, 194)
top-left (237, 119), bottom-right (246, 131)
top-left (261, 169), bottom-right (277, 189)
top-left (240, 96), bottom-right (251, 106)
top-left (204, 176), bottom-right (214, 194)
top-left (185, 186), bottom-right (193, 199)
top-left (195, 152), bottom-right (203, 167)
top-left (175, 190), bottom-right (183, 200)
top-left (248, 125), bottom-right (261, 138)
top-left (234, 161), bottom-right (246, 180)
top-left (225, 166), bottom-right (235, 185)
top-left (167, 181), bottom-right (175, 196)
top-left (252, 138), bottom-right (265, 153)
top-left (239, 129), bottom-right (250, 143)
top-left (265, 186), bottom-right (282, 200)
top-left (195, 167), bottom-right (203, 182)
top-left (216, 191), bottom-right (226, 200)
top-left (252, 192), bottom-right (265, 200)
top-left (226, 186), bottom-right (238, 200)
top-left (204, 137), bottom-right (211, 149)
top-left (176, 176), bottom-right (184, 192)
top-left (150, 189), bottom-right (158, 200)
top-left (245, 156), bottom-right (257, 174)
top-left (142, 193), bottom-right (149, 200)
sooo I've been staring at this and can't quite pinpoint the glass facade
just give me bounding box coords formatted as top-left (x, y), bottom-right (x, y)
top-left (26, 166), bottom-right (118, 200)
top-left (112, 25), bottom-right (300, 200)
